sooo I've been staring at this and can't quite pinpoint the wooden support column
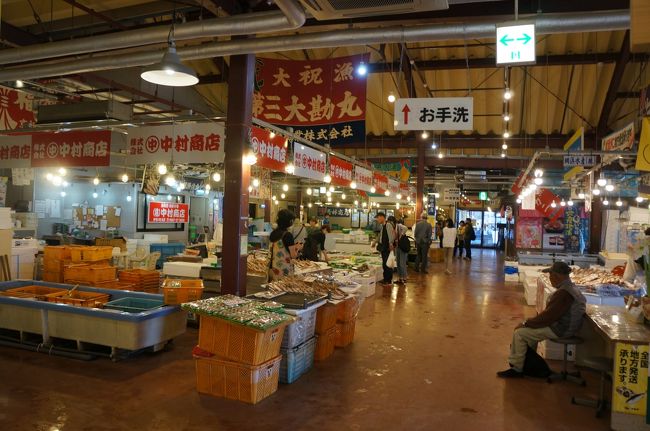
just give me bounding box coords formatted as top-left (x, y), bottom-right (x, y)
top-left (221, 53), bottom-right (255, 296)
top-left (296, 189), bottom-right (303, 222)
top-left (264, 200), bottom-right (271, 223)
top-left (589, 197), bottom-right (603, 254)
top-left (415, 141), bottom-right (425, 217)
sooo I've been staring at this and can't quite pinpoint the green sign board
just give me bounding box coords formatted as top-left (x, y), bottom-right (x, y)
top-left (479, 192), bottom-right (488, 201)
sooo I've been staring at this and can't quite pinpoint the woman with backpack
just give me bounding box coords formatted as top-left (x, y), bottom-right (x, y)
top-left (268, 209), bottom-right (303, 281)
top-left (394, 218), bottom-right (410, 284)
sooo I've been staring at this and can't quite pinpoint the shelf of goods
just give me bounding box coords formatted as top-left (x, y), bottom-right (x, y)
top-left (517, 251), bottom-right (599, 268)
top-left (0, 280), bottom-right (186, 360)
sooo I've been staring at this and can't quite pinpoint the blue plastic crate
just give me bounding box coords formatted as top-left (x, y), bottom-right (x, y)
top-left (104, 297), bottom-right (164, 313)
top-left (279, 336), bottom-right (316, 384)
top-left (149, 243), bottom-right (186, 268)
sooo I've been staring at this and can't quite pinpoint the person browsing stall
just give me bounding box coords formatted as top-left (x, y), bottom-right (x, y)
top-left (497, 262), bottom-right (586, 378)
top-left (413, 212), bottom-right (432, 273)
top-left (300, 225), bottom-right (330, 263)
top-left (268, 209), bottom-right (303, 281)
top-left (376, 212), bottom-right (396, 285)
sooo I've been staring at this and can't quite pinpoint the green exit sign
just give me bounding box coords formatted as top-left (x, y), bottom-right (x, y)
top-left (479, 192), bottom-right (488, 201)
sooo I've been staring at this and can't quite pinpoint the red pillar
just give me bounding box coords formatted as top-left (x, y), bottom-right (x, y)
top-left (415, 140), bottom-right (425, 217)
top-left (221, 54), bottom-right (255, 296)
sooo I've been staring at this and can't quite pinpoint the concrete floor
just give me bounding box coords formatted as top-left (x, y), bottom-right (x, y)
top-left (0, 250), bottom-right (611, 430)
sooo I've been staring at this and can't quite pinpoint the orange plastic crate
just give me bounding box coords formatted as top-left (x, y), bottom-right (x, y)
top-left (64, 264), bottom-right (116, 284)
top-left (315, 303), bottom-right (337, 334)
top-left (93, 280), bottom-right (135, 290)
top-left (336, 297), bottom-right (359, 322)
top-left (198, 316), bottom-right (286, 366)
top-left (1, 285), bottom-right (67, 300)
top-left (334, 318), bottom-right (356, 348)
top-left (314, 326), bottom-right (336, 361)
top-left (46, 290), bottom-right (111, 307)
top-left (43, 246), bottom-right (71, 260)
top-left (162, 279), bottom-right (203, 304)
top-left (194, 355), bottom-right (281, 404)
top-left (70, 246), bottom-right (114, 262)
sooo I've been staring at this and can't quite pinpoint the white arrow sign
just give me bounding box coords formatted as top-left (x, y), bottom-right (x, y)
top-left (394, 97), bottom-right (473, 131)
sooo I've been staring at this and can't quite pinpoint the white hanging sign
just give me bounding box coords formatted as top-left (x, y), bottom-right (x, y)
top-left (394, 97), bottom-right (473, 131)
top-left (293, 144), bottom-right (326, 181)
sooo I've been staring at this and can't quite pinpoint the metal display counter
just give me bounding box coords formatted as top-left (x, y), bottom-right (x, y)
top-left (517, 251), bottom-right (598, 268)
top-left (0, 280), bottom-right (186, 360)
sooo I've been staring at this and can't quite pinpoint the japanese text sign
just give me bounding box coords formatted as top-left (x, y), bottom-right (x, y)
top-left (319, 207), bottom-right (351, 217)
top-left (388, 178), bottom-right (400, 195)
top-left (31, 130), bottom-right (111, 167)
top-left (354, 165), bottom-right (373, 192)
top-left (394, 97), bottom-right (473, 131)
top-left (293, 144), bottom-right (326, 180)
top-left (147, 202), bottom-right (189, 224)
top-left (563, 155), bottom-right (597, 168)
top-left (0, 86), bottom-right (36, 131)
top-left (329, 156), bottom-right (353, 186)
top-left (126, 123), bottom-right (224, 165)
top-left (254, 54), bottom-right (368, 146)
top-left (443, 187), bottom-right (460, 204)
top-left (496, 23), bottom-right (536, 65)
top-left (251, 126), bottom-right (287, 172)
top-left (0, 135), bottom-right (31, 168)
top-left (602, 122), bottom-right (635, 152)
top-left (613, 343), bottom-right (648, 416)
top-left (373, 172), bottom-right (388, 194)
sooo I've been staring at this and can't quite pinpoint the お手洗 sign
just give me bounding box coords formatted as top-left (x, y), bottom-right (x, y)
top-left (148, 202), bottom-right (189, 224)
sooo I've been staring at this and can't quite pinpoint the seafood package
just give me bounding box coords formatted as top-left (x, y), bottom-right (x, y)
top-left (247, 253), bottom-right (269, 275)
top-left (265, 275), bottom-right (348, 300)
top-left (182, 295), bottom-right (293, 330)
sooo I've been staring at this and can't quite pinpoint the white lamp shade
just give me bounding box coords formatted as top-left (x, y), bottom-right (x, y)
top-left (141, 46), bottom-right (198, 87)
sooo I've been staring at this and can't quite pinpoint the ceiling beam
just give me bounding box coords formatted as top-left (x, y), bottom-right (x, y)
top-left (0, 21), bottom-right (47, 46)
top-left (598, 31), bottom-right (631, 135)
top-left (617, 91), bottom-right (640, 98)
top-left (61, 0), bottom-right (128, 30)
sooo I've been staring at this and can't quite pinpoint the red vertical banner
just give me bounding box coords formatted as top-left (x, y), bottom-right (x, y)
top-left (329, 156), bottom-right (353, 186)
top-left (31, 130), bottom-right (112, 167)
top-left (0, 86), bottom-right (36, 130)
top-left (254, 54), bottom-right (368, 146)
top-left (373, 172), bottom-right (388, 194)
top-left (250, 126), bottom-right (288, 172)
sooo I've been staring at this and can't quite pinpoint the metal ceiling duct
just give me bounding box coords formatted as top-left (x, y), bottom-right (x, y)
top-left (0, 0), bottom-right (305, 65)
top-left (0, 10), bottom-right (629, 83)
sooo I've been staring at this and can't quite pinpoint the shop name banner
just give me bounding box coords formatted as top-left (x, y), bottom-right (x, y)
top-left (127, 123), bottom-right (224, 165)
top-left (602, 122), bottom-right (635, 152)
top-left (293, 144), bottom-right (326, 180)
top-left (354, 165), bottom-right (372, 192)
top-left (250, 126), bottom-right (287, 172)
top-left (329, 156), bottom-right (353, 186)
top-left (394, 97), bottom-right (473, 131)
top-left (31, 130), bottom-right (111, 167)
top-left (254, 54), bottom-right (368, 146)
top-left (373, 172), bottom-right (388, 194)
top-left (147, 202), bottom-right (189, 224)
top-left (0, 135), bottom-right (31, 168)
top-left (613, 343), bottom-right (648, 416)
top-left (319, 207), bottom-right (351, 217)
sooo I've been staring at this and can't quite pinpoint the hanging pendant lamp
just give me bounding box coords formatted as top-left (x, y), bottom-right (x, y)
top-left (141, 31), bottom-right (198, 87)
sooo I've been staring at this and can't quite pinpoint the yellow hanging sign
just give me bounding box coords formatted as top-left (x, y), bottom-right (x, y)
top-left (613, 343), bottom-right (649, 416)
top-left (635, 117), bottom-right (650, 172)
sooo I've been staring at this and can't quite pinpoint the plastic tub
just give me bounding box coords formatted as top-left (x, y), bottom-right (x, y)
top-left (279, 336), bottom-right (316, 384)
top-left (104, 297), bottom-right (163, 313)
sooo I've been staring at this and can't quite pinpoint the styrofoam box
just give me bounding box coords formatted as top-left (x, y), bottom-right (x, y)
top-left (351, 275), bottom-right (376, 298)
top-left (583, 293), bottom-right (626, 307)
top-left (524, 279), bottom-right (537, 306)
top-left (505, 273), bottom-right (520, 282)
top-left (539, 340), bottom-right (575, 362)
top-left (144, 234), bottom-right (168, 243)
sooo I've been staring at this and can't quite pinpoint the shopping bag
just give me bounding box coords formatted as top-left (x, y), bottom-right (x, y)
top-left (386, 251), bottom-right (397, 268)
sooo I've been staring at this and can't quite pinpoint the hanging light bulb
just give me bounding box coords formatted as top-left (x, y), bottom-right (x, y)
top-left (212, 172), bottom-right (221, 182)
top-left (308, 203), bottom-right (312, 208)
top-left (121, 173), bottom-right (129, 183)
top-left (597, 176), bottom-right (607, 187)
top-left (244, 153), bottom-right (257, 165)
top-left (421, 131), bottom-right (429, 139)
top-left (157, 164), bottom-right (168, 175)
top-left (431, 142), bottom-right (437, 150)
top-left (592, 188), bottom-right (601, 196)
top-left (396, 203), bottom-right (400, 209)
top-left (502, 143), bottom-right (508, 150)
top-left (326, 191), bottom-right (332, 197)
top-left (362, 202), bottom-right (367, 207)
top-left (350, 181), bottom-right (357, 189)
top-left (354, 200), bottom-right (359, 206)
top-left (46, 173), bottom-right (53, 181)
top-left (92, 191), bottom-right (98, 199)
top-left (534, 177), bottom-right (543, 186)
top-left (285, 163), bottom-right (295, 174)
top-left (281, 193), bottom-right (286, 199)
top-left (126, 195), bottom-right (132, 202)
top-left (516, 198), bottom-right (522, 204)
top-left (58, 167), bottom-right (67, 176)
top-left (534, 169), bottom-right (544, 178)
top-left (616, 198), bottom-right (623, 207)
top-left (560, 199), bottom-right (566, 207)
top-left (252, 178), bottom-right (260, 188)
top-left (567, 199), bottom-right (574, 206)
top-left (178, 182), bottom-right (185, 191)
top-left (636, 196), bottom-right (644, 203)
top-left (501, 152), bottom-right (506, 158)
top-left (370, 186), bottom-right (376, 193)
top-left (503, 131), bottom-right (510, 138)
top-left (407, 196), bottom-right (411, 202)
top-left (205, 183), bottom-right (211, 192)
top-left (503, 114), bottom-right (510, 122)
top-left (578, 191), bottom-right (585, 199)
top-left (165, 174), bottom-right (176, 187)
top-left (248, 186), bottom-right (254, 193)
top-left (504, 88), bottom-right (512, 100)
top-left (336, 202), bottom-right (340, 207)
top-left (396, 193), bottom-right (402, 200)
top-left (393, 120), bottom-right (399, 127)
top-left (529, 184), bottom-right (537, 191)
top-left (140, 37), bottom-right (198, 86)
top-left (306, 188), bottom-right (312, 195)
top-left (384, 190), bottom-right (390, 197)
top-left (356, 62), bottom-right (367, 76)
top-left (438, 152), bottom-right (444, 159)
top-left (603, 199), bottom-right (609, 206)
top-left (387, 93), bottom-right (396, 103)
top-left (93, 177), bottom-right (100, 186)
top-left (341, 193), bottom-right (346, 200)
top-left (282, 183), bottom-right (289, 192)
top-left (329, 186), bottom-right (335, 192)
top-left (605, 183), bottom-right (615, 192)
top-left (327, 196), bottom-right (332, 202)
top-left (324, 174), bottom-right (332, 183)
top-left (167, 194), bottom-right (172, 201)
top-left (550, 201), bottom-right (557, 208)
top-left (269, 130), bottom-right (276, 139)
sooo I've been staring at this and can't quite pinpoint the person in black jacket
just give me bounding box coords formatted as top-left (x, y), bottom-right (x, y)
top-left (464, 218), bottom-right (475, 260)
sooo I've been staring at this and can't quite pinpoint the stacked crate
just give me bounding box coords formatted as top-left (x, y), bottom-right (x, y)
top-left (314, 303), bottom-right (337, 361)
top-left (62, 246), bottom-right (115, 286)
top-left (279, 307), bottom-right (317, 384)
top-left (335, 296), bottom-right (359, 348)
top-left (42, 246), bottom-right (72, 283)
top-left (118, 269), bottom-right (161, 293)
top-left (194, 315), bottom-right (287, 404)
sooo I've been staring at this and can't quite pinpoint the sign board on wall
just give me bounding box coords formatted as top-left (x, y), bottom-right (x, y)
top-left (443, 187), bottom-right (460, 203)
top-left (394, 97), bottom-right (473, 131)
top-left (293, 144), bottom-right (326, 180)
top-left (496, 23), bottom-right (536, 65)
top-left (147, 202), bottom-right (189, 224)
top-left (602, 122), bottom-right (635, 152)
top-left (0, 135), bottom-right (31, 168)
top-left (354, 165), bottom-right (372, 192)
top-left (31, 130), bottom-right (112, 167)
top-left (126, 123), bottom-right (224, 165)
top-left (250, 126), bottom-right (287, 172)
top-left (372, 172), bottom-right (389, 194)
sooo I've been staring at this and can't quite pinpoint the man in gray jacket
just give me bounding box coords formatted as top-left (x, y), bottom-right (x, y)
top-left (497, 261), bottom-right (586, 378)
top-left (413, 212), bottom-right (432, 273)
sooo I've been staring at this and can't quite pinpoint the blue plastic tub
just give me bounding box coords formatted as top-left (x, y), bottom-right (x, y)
top-left (279, 336), bottom-right (316, 384)
top-left (149, 243), bottom-right (186, 268)
top-left (104, 297), bottom-right (164, 313)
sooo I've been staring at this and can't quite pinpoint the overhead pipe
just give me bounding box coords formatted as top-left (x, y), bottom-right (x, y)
top-left (0, 0), bottom-right (305, 65)
top-left (0, 10), bottom-right (629, 83)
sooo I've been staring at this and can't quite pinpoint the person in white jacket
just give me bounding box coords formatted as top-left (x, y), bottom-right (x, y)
top-left (442, 219), bottom-right (457, 275)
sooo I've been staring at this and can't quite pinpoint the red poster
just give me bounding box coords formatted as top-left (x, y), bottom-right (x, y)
top-left (31, 130), bottom-right (111, 167)
top-left (373, 172), bottom-right (388, 194)
top-left (330, 156), bottom-right (353, 186)
top-left (254, 54), bottom-right (368, 146)
top-left (0, 86), bottom-right (36, 130)
top-left (535, 188), bottom-right (565, 221)
top-left (388, 178), bottom-right (400, 195)
top-left (251, 126), bottom-right (287, 172)
top-left (148, 202), bottom-right (189, 224)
